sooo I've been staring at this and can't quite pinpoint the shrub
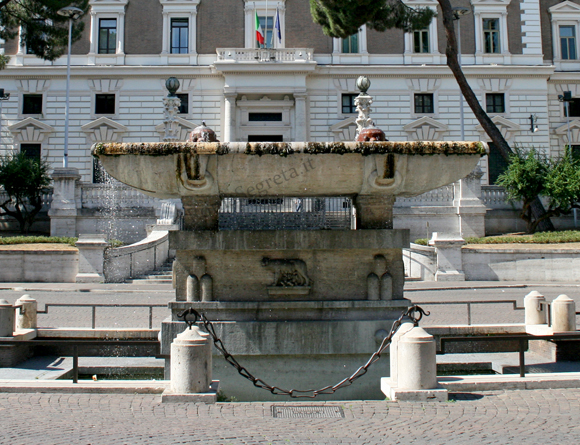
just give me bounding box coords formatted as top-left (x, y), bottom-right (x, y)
top-left (0, 153), bottom-right (51, 233)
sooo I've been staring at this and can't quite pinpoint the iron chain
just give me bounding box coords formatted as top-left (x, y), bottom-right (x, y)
top-left (177, 305), bottom-right (429, 399)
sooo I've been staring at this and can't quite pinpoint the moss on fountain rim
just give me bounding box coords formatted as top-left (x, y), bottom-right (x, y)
top-left (92, 141), bottom-right (487, 157)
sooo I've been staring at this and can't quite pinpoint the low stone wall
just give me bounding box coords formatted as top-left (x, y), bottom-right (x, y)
top-left (0, 248), bottom-right (78, 282)
top-left (462, 245), bottom-right (580, 281)
top-left (104, 230), bottom-right (169, 283)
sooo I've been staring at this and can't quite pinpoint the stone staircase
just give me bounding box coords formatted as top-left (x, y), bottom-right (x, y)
top-left (126, 258), bottom-right (174, 284)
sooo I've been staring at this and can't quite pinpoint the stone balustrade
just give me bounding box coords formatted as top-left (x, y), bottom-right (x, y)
top-left (480, 185), bottom-right (521, 210)
top-left (81, 184), bottom-right (159, 209)
top-left (395, 185), bottom-right (455, 207)
top-left (216, 48), bottom-right (314, 63)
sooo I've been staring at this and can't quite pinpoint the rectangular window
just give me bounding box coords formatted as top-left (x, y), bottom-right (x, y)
top-left (257, 15), bottom-right (274, 48)
top-left (20, 143), bottom-right (41, 163)
top-left (487, 143), bottom-right (509, 185)
top-left (486, 93), bottom-right (505, 113)
top-left (98, 18), bottom-right (117, 54)
top-left (561, 26), bottom-right (577, 60)
top-left (247, 135), bottom-right (284, 142)
top-left (248, 112), bottom-right (283, 122)
top-left (95, 94), bottom-right (115, 114)
top-left (171, 18), bottom-right (189, 54)
top-left (342, 94), bottom-right (357, 114)
top-left (414, 93), bottom-right (434, 114)
top-left (413, 29), bottom-right (429, 53)
top-left (564, 98), bottom-right (580, 117)
top-left (483, 18), bottom-right (500, 54)
top-left (22, 94), bottom-right (42, 114)
top-left (342, 33), bottom-right (359, 53)
top-left (176, 93), bottom-right (188, 114)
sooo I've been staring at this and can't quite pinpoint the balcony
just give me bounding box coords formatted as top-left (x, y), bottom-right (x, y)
top-left (216, 48), bottom-right (314, 63)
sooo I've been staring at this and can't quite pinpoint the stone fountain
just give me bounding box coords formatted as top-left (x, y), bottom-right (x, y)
top-left (92, 77), bottom-right (486, 400)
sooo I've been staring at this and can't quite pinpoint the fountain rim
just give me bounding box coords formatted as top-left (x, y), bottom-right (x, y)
top-left (92, 141), bottom-right (487, 157)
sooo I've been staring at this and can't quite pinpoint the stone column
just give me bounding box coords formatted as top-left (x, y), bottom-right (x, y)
top-left (0, 300), bottom-right (14, 337)
top-left (49, 167), bottom-right (80, 237)
top-left (453, 166), bottom-right (487, 238)
top-left (354, 195), bottom-right (395, 229)
top-left (551, 295), bottom-right (576, 332)
top-left (181, 196), bottom-right (222, 231)
top-left (524, 291), bottom-right (547, 326)
top-left (15, 295), bottom-right (37, 330)
top-left (223, 92), bottom-right (237, 142)
top-left (294, 92), bottom-right (307, 142)
top-left (75, 234), bottom-right (108, 283)
top-left (429, 233), bottom-right (465, 281)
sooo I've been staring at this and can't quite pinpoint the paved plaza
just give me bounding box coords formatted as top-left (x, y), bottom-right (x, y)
top-left (1, 388), bottom-right (579, 444)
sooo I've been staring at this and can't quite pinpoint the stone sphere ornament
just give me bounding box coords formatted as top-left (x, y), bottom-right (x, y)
top-left (165, 77), bottom-right (180, 97)
top-left (356, 76), bottom-right (371, 94)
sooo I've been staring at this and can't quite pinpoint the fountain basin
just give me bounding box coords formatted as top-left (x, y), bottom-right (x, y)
top-left (92, 141), bottom-right (486, 199)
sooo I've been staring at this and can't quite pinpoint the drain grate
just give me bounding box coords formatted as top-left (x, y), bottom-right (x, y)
top-left (271, 405), bottom-right (345, 418)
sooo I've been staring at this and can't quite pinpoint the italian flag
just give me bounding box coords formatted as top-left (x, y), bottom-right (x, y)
top-left (255, 11), bottom-right (265, 45)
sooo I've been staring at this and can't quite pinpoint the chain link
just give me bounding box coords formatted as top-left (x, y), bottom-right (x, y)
top-left (177, 305), bottom-right (429, 399)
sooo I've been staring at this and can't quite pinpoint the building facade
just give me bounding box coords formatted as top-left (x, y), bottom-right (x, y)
top-left (0, 0), bottom-right (579, 238)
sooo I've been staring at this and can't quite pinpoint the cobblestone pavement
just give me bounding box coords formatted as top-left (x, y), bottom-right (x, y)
top-left (1, 388), bottom-right (579, 444)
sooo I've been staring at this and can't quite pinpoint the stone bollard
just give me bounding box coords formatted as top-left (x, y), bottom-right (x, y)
top-left (382, 325), bottom-right (448, 401)
top-left (398, 326), bottom-right (438, 391)
top-left (15, 295), bottom-right (37, 330)
top-left (524, 291), bottom-right (547, 325)
top-left (551, 295), bottom-right (576, 332)
top-left (162, 325), bottom-right (217, 403)
top-left (0, 300), bottom-right (14, 337)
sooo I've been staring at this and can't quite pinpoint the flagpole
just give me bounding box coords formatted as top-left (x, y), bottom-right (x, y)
top-left (265, 0), bottom-right (268, 49)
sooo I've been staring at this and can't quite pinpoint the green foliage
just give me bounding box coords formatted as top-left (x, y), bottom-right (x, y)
top-left (309, 0), bottom-right (436, 38)
top-left (0, 235), bottom-right (77, 246)
top-left (496, 148), bottom-right (580, 233)
top-left (465, 231), bottom-right (580, 244)
top-left (414, 238), bottom-right (428, 245)
top-left (0, 152), bottom-right (51, 233)
top-left (0, 0), bottom-right (89, 62)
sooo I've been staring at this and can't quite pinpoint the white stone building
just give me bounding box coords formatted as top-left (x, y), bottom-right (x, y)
top-left (0, 0), bottom-right (578, 240)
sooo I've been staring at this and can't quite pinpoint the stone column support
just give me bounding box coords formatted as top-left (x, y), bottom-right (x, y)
top-left (15, 295), bottom-right (37, 330)
top-left (354, 194), bottom-right (395, 229)
top-left (223, 92), bottom-right (237, 142)
top-left (0, 299), bottom-right (14, 337)
top-left (49, 167), bottom-right (80, 237)
top-left (294, 92), bottom-right (307, 142)
top-left (551, 295), bottom-right (576, 332)
top-left (429, 232), bottom-right (465, 281)
top-left (453, 166), bottom-right (486, 238)
top-left (181, 196), bottom-right (222, 231)
top-left (524, 291), bottom-right (547, 326)
top-left (162, 325), bottom-right (217, 403)
top-left (75, 234), bottom-right (108, 283)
